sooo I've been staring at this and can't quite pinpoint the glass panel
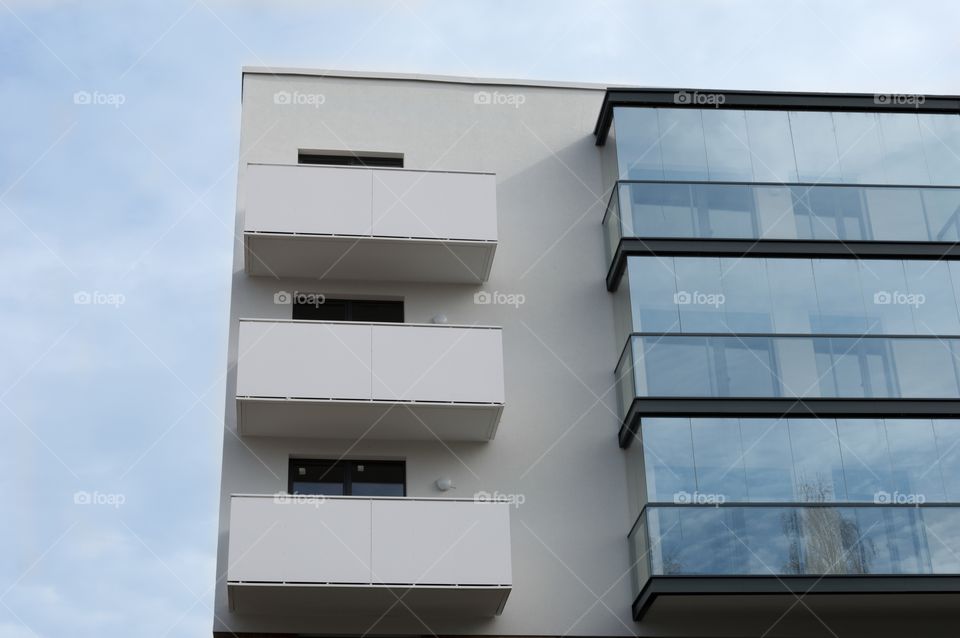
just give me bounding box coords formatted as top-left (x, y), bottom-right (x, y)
top-left (924, 188), bottom-right (960, 241)
top-left (905, 261), bottom-right (960, 334)
top-left (924, 507), bottom-right (960, 573)
top-left (878, 113), bottom-right (931, 185)
top-left (627, 257), bottom-right (680, 332)
top-left (933, 420), bottom-right (960, 502)
top-left (719, 257), bottom-right (774, 332)
top-left (919, 113), bottom-right (960, 186)
top-left (657, 109), bottom-right (709, 181)
top-left (690, 418), bottom-right (747, 501)
top-left (863, 187), bottom-right (928, 241)
top-left (790, 111), bottom-right (843, 183)
top-left (858, 260), bottom-right (916, 334)
top-left (640, 336), bottom-right (712, 396)
top-left (641, 418), bottom-right (697, 502)
top-left (627, 182), bottom-right (695, 237)
top-left (613, 107), bottom-right (663, 180)
top-left (884, 419), bottom-right (947, 502)
top-left (811, 259), bottom-right (868, 333)
top-left (674, 257), bottom-right (725, 332)
top-left (890, 338), bottom-right (959, 398)
top-left (692, 183), bottom-right (757, 237)
top-left (745, 110), bottom-right (799, 183)
top-left (833, 112), bottom-right (887, 184)
top-left (788, 418), bottom-right (847, 501)
top-left (702, 109), bottom-right (754, 181)
top-left (351, 461), bottom-right (405, 496)
top-left (767, 258), bottom-right (818, 333)
top-left (836, 419), bottom-right (892, 502)
top-left (713, 337), bottom-right (779, 397)
top-left (755, 185), bottom-right (798, 239)
top-left (739, 418), bottom-right (796, 502)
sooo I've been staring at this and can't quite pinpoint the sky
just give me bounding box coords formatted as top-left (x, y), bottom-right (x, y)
top-left (0, 0), bottom-right (958, 636)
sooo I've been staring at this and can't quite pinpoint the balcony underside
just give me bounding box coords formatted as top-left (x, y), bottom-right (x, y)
top-left (608, 238), bottom-right (960, 290)
top-left (244, 233), bottom-right (496, 283)
top-left (228, 582), bottom-right (511, 617)
top-left (237, 397), bottom-right (504, 441)
top-left (619, 398), bottom-right (960, 447)
top-left (635, 576), bottom-right (960, 627)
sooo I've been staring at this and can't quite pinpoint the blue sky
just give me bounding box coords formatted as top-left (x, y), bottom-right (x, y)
top-left (0, 1), bottom-right (957, 635)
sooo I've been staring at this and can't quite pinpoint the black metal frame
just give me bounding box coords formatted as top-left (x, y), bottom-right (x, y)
top-left (594, 87), bottom-right (960, 145)
top-left (632, 575), bottom-right (960, 621)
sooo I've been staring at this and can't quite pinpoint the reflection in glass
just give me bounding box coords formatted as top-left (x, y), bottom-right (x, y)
top-left (790, 111), bottom-right (843, 183)
top-left (606, 182), bottom-right (960, 245)
top-left (632, 505), bottom-right (955, 587)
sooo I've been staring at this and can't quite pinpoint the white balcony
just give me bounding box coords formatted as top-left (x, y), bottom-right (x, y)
top-left (227, 495), bottom-right (512, 617)
top-left (242, 163), bottom-right (497, 283)
top-left (235, 320), bottom-right (505, 440)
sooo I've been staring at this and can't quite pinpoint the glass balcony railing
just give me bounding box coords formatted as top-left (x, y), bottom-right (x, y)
top-left (628, 504), bottom-right (960, 597)
top-left (616, 334), bottom-right (960, 404)
top-left (602, 181), bottom-right (960, 261)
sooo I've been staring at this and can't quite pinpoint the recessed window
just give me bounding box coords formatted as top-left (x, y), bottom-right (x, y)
top-left (289, 459), bottom-right (406, 497)
top-left (298, 151), bottom-right (403, 168)
top-left (293, 297), bottom-right (404, 323)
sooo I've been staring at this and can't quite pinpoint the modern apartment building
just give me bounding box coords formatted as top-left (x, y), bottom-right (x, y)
top-left (214, 68), bottom-right (960, 637)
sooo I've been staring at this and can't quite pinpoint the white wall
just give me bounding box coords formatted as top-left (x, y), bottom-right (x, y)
top-left (214, 70), bottom-right (635, 636)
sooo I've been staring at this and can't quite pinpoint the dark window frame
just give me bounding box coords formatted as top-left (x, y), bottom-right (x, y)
top-left (288, 458), bottom-right (407, 496)
top-left (298, 151), bottom-right (404, 168)
top-left (292, 297), bottom-right (404, 322)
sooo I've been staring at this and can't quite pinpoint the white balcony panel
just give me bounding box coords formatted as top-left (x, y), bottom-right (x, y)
top-left (235, 321), bottom-right (371, 400)
top-left (372, 325), bottom-right (505, 403)
top-left (228, 497), bottom-right (371, 584)
top-left (242, 164), bottom-right (497, 283)
top-left (227, 496), bottom-right (512, 617)
top-left (371, 500), bottom-right (511, 586)
top-left (245, 164), bottom-right (372, 235)
top-left (235, 321), bottom-right (505, 440)
top-left (371, 170), bottom-right (497, 241)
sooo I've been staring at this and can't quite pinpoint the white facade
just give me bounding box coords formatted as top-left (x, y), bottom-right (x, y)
top-left (214, 69), bottom-right (635, 636)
